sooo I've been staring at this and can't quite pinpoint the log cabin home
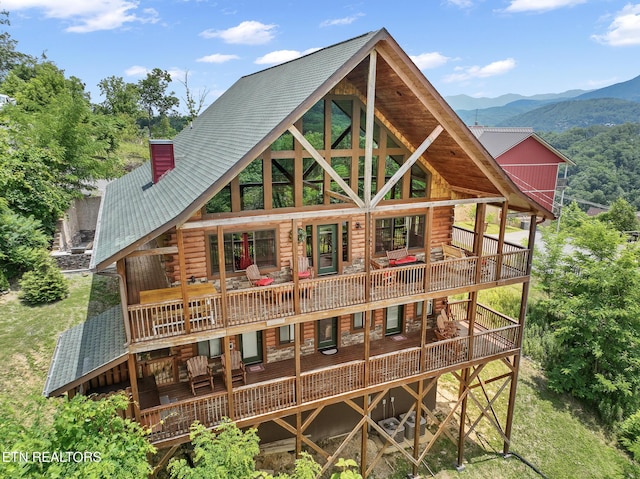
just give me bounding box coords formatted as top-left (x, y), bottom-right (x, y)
top-left (44, 29), bottom-right (553, 476)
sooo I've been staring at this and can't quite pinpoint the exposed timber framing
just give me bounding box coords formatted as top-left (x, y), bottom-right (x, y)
top-left (289, 125), bottom-right (364, 208)
top-left (370, 125), bottom-right (443, 207)
top-left (363, 49), bottom-right (377, 207)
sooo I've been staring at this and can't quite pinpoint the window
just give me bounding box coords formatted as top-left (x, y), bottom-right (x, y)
top-left (410, 164), bottom-right (429, 198)
top-left (342, 221), bottom-right (350, 263)
top-left (415, 300), bottom-right (433, 318)
top-left (239, 159), bottom-right (264, 210)
top-left (209, 229), bottom-right (277, 274)
top-left (205, 185), bottom-right (231, 213)
top-left (353, 312), bottom-right (364, 330)
top-left (197, 338), bottom-right (222, 358)
top-left (278, 325), bottom-right (295, 345)
top-left (375, 215), bottom-right (425, 253)
top-left (272, 158), bottom-right (294, 208)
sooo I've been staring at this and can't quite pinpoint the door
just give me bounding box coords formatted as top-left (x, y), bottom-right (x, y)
top-left (317, 224), bottom-right (338, 275)
top-left (240, 331), bottom-right (263, 365)
top-left (317, 317), bottom-right (338, 349)
top-left (385, 305), bottom-right (404, 336)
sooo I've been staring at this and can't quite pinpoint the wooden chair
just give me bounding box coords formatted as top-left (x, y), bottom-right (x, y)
top-left (186, 355), bottom-right (214, 396)
top-left (221, 349), bottom-right (247, 386)
top-left (246, 264), bottom-right (274, 286)
top-left (435, 309), bottom-right (459, 340)
top-left (297, 256), bottom-right (314, 280)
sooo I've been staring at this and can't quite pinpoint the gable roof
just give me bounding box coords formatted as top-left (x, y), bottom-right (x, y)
top-left (469, 125), bottom-right (574, 164)
top-left (43, 306), bottom-right (127, 397)
top-left (91, 29), bottom-right (551, 271)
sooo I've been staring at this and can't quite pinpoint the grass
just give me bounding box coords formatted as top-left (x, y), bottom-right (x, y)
top-left (386, 360), bottom-right (640, 479)
top-left (1, 274), bottom-right (638, 478)
top-left (454, 221), bottom-right (522, 236)
top-left (0, 273), bottom-right (119, 399)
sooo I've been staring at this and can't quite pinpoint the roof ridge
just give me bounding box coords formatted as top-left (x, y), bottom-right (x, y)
top-left (240, 29), bottom-right (384, 79)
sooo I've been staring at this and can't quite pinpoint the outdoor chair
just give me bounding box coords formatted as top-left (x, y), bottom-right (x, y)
top-left (246, 264), bottom-right (274, 287)
top-left (297, 256), bottom-right (314, 280)
top-left (221, 349), bottom-right (247, 386)
top-left (186, 355), bottom-right (214, 396)
top-left (435, 309), bottom-right (459, 340)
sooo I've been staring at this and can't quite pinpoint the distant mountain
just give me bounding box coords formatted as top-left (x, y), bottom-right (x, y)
top-left (498, 98), bottom-right (640, 132)
top-left (576, 74), bottom-right (640, 102)
top-left (456, 98), bottom-right (564, 126)
top-left (449, 74), bottom-right (640, 132)
top-left (446, 90), bottom-right (587, 111)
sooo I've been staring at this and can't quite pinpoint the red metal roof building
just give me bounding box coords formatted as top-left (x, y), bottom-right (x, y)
top-left (469, 126), bottom-right (573, 214)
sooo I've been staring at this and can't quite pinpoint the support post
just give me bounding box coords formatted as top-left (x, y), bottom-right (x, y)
top-left (177, 227), bottom-right (191, 334)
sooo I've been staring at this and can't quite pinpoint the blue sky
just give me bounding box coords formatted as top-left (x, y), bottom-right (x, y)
top-left (4, 0), bottom-right (640, 112)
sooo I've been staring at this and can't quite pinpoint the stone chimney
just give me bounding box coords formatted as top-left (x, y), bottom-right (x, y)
top-left (149, 139), bottom-right (175, 183)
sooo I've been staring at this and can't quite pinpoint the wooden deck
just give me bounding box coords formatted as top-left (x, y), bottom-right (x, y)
top-left (137, 302), bottom-right (520, 444)
top-left (126, 248), bottom-right (529, 345)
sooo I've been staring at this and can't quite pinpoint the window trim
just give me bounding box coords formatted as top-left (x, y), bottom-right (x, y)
top-left (207, 227), bottom-right (279, 279)
top-left (277, 324), bottom-right (295, 347)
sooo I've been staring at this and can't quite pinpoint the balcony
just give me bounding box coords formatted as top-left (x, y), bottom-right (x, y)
top-left (126, 228), bottom-right (529, 344)
top-left (137, 302), bottom-right (520, 444)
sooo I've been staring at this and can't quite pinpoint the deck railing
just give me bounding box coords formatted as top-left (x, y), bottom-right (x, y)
top-left (141, 314), bottom-right (521, 443)
top-left (128, 233), bottom-right (529, 343)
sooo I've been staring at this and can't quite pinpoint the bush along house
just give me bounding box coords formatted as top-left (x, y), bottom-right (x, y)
top-left (44, 29), bottom-right (552, 476)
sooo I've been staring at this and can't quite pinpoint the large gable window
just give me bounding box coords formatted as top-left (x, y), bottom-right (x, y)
top-left (209, 230), bottom-right (277, 275)
top-left (375, 215), bottom-right (425, 254)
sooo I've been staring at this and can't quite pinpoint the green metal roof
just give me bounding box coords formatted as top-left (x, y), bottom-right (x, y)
top-left (91, 30), bottom-right (384, 270)
top-left (43, 306), bottom-right (127, 397)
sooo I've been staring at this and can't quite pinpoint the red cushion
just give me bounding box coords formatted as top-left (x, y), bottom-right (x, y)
top-left (257, 277), bottom-right (274, 286)
top-left (395, 255), bottom-right (417, 265)
top-left (388, 259), bottom-right (396, 266)
top-left (298, 271), bottom-right (311, 279)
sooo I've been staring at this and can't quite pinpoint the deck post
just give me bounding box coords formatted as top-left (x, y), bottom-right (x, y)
top-left (223, 336), bottom-right (235, 420)
top-left (473, 203), bottom-right (486, 285)
top-left (361, 393), bottom-right (369, 477)
top-left (503, 215), bottom-right (537, 455)
top-left (216, 225), bottom-right (229, 328)
top-left (413, 379), bottom-right (425, 475)
top-left (176, 227), bottom-right (191, 334)
top-left (423, 207), bottom-right (433, 294)
top-left (116, 259), bottom-right (132, 344)
top-left (127, 354), bottom-right (140, 422)
top-left (456, 367), bottom-right (470, 470)
top-left (496, 202), bottom-right (508, 279)
top-left (292, 219), bottom-right (301, 315)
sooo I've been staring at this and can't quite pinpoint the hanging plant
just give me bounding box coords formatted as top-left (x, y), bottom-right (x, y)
top-left (290, 227), bottom-right (306, 244)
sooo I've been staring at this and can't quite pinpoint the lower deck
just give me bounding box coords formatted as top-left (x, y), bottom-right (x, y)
top-left (136, 302), bottom-right (519, 444)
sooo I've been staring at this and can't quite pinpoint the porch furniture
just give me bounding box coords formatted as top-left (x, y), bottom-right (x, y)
top-left (221, 349), bottom-right (247, 386)
top-left (246, 264), bottom-right (275, 287)
top-left (186, 356), bottom-right (214, 396)
top-left (442, 243), bottom-right (467, 261)
top-left (386, 247), bottom-right (417, 266)
top-left (139, 282), bottom-right (217, 304)
top-left (297, 256), bottom-right (314, 280)
top-left (435, 309), bottom-right (459, 340)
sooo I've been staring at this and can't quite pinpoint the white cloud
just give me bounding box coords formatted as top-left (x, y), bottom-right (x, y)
top-left (443, 58), bottom-right (516, 82)
top-left (445, 0), bottom-right (474, 8)
top-left (125, 65), bottom-right (149, 77)
top-left (592, 4), bottom-right (640, 46)
top-left (200, 21), bottom-right (277, 45)
top-left (2, 0), bottom-right (159, 33)
top-left (410, 52), bottom-right (451, 70)
top-left (196, 53), bottom-right (241, 63)
top-left (504, 0), bottom-right (586, 13)
top-left (255, 48), bottom-right (319, 66)
top-left (320, 13), bottom-right (364, 27)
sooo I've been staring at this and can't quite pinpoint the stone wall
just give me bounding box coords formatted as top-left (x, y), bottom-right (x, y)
top-left (52, 252), bottom-right (92, 271)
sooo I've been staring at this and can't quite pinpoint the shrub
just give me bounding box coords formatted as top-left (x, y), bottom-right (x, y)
top-left (619, 411), bottom-right (640, 461)
top-left (19, 255), bottom-right (68, 304)
top-left (0, 270), bottom-right (8, 293)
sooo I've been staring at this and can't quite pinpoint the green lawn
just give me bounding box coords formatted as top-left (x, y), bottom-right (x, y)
top-left (0, 273), bottom-right (119, 399)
